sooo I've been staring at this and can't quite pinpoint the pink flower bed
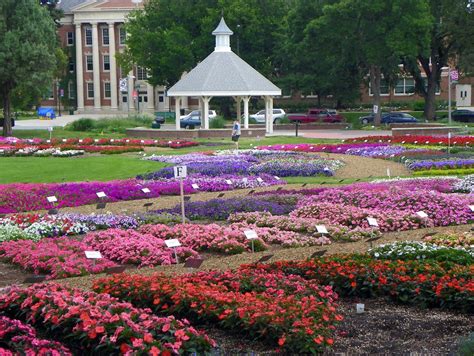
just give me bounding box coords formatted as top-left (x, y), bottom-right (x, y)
top-left (0, 237), bottom-right (116, 279)
top-left (258, 142), bottom-right (391, 153)
top-left (307, 185), bottom-right (473, 226)
top-left (0, 315), bottom-right (72, 355)
top-left (83, 229), bottom-right (198, 266)
top-left (0, 283), bottom-right (214, 354)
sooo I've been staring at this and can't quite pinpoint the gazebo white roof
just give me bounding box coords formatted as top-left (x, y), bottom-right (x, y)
top-left (167, 18), bottom-right (281, 97)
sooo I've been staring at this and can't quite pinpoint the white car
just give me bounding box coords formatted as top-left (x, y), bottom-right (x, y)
top-left (248, 108), bottom-right (286, 123)
top-left (180, 110), bottom-right (217, 120)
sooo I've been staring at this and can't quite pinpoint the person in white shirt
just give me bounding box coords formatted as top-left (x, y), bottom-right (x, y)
top-left (231, 119), bottom-right (241, 149)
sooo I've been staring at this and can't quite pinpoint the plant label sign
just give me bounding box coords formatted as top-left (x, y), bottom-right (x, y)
top-left (47, 196), bottom-right (58, 203)
top-left (242, 178), bottom-right (248, 184)
top-left (141, 188), bottom-right (151, 194)
top-left (85, 251), bottom-right (102, 259)
top-left (62, 139), bottom-right (67, 143)
top-left (316, 225), bottom-right (328, 234)
top-left (225, 179), bottom-right (233, 185)
top-left (165, 239), bottom-right (181, 248)
top-left (367, 217), bottom-right (378, 227)
top-left (274, 176), bottom-right (280, 180)
top-left (96, 191), bottom-right (107, 198)
top-left (256, 177), bottom-right (263, 183)
top-left (48, 127), bottom-right (54, 132)
top-left (191, 183), bottom-right (199, 190)
top-left (173, 166), bottom-right (187, 179)
top-left (244, 230), bottom-right (258, 240)
top-left (469, 205), bottom-right (474, 212)
top-left (78, 139), bottom-right (83, 143)
top-left (416, 211), bottom-right (428, 218)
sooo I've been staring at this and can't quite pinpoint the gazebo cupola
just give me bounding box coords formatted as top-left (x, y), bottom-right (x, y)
top-left (212, 17), bottom-right (233, 52)
top-left (167, 17), bottom-right (281, 133)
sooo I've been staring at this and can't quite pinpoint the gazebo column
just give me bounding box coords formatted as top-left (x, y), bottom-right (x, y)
top-left (243, 96), bottom-right (250, 129)
top-left (175, 97), bottom-right (181, 130)
top-left (268, 96), bottom-right (274, 134)
top-left (202, 96), bottom-right (211, 130)
top-left (234, 96), bottom-right (242, 122)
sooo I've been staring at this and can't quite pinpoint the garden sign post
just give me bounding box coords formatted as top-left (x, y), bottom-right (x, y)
top-left (174, 166), bottom-right (187, 224)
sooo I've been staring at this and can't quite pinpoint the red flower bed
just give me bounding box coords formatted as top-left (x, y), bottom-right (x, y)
top-left (93, 269), bottom-right (342, 353)
top-left (0, 315), bottom-right (72, 355)
top-left (242, 255), bottom-right (474, 312)
top-left (346, 135), bottom-right (474, 146)
top-left (0, 283), bottom-right (214, 355)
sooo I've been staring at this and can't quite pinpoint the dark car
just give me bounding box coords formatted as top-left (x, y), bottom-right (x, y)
top-left (452, 109), bottom-right (474, 123)
top-left (359, 112), bottom-right (418, 125)
top-left (180, 113), bottom-right (202, 129)
top-left (288, 108), bottom-right (345, 123)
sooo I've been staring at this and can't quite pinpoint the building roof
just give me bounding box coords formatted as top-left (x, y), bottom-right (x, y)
top-left (167, 18), bottom-right (281, 97)
top-left (58, 0), bottom-right (87, 12)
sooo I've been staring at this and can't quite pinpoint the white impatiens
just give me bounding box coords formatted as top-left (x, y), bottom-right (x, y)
top-left (369, 241), bottom-right (474, 260)
top-left (454, 174), bottom-right (474, 193)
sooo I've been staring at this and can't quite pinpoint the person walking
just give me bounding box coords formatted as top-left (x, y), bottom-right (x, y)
top-left (231, 119), bottom-right (241, 149)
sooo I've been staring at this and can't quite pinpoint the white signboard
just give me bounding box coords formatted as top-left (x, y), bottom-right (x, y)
top-left (316, 225), bottom-right (328, 234)
top-left (173, 166), bottom-right (187, 179)
top-left (244, 230), bottom-right (258, 240)
top-left (274, 176), bottom-right (280, 180)
top-left (119, 78), bottom-right (128, 92)
top-left (78, 139), bottom-right (83, 143)
top-left (85, 251), bottom-right (102, 259)
top-left (94, 139), bottom-right (99, 143)
top-left (141, 188), bottom-right (151, 194)
top-left (62, 139), bottom-right (67, 142)
top-left (46, 196), bottom-right (57, 203)
top-left (242, 178), bottom-right (248, 184)
top-left (46, 140), bottom-right (51, 143)
top-left (165, 239), bottom-right (181, 248)
top-left (225, 179), bottom-right (233, 185)
top-left (96, 191), bottom-right (107, 198)
top-left (469, 205), bottom-right (474, 212)
top-left (367, 217), bottom-right (379, 227)
top-left (416, 211), bottom-right (428, 218)
top-left (191, 183), bottom-right (199, 190)
top-left (256, 177), bottom-right (263, 183)
top-left (47, 127), bottom-right (53, 132)
top-left (373, 105), bottom-right (379, 114)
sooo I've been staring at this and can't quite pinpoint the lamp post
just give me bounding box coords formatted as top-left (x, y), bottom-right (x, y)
top-left (236, 24), bottom-right (241, 56)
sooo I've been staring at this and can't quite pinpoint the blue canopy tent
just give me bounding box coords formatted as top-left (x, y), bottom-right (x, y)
top-left (37, 108), bottom-right (56, 119)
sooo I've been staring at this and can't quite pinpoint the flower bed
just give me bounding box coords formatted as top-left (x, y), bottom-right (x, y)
top-left (423, 231), bottom-right (474, 248)
top-left (93, 270), bottom-right (342, 353)
top-left (368, 241), bottom-right (474, 265)
top-left (0, 315), bottom-right (72, 355)
top-left (346, 135), bottom-right (474, 146)
top-left (0, 176), bottom-right (283, 213)
top-left (0, 237), bottom-right (117, 279)
top-left (406, 158), bottom-right (474, 171)
top-left (155, 196), bottom-right (296, 220)
top-left (454, 174), bottom-right (474, 193)
top-left (248, 158), bottom-right (341, 176)
top-left (0, 283), bottom-right (214, 354)
top-left (83, 229), bottom-right (197, 266)
top-left (244, 255), bottom-right (474, 312)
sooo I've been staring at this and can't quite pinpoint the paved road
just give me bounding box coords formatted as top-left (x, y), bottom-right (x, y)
top-left (13, 114), bottom-right (129, 130)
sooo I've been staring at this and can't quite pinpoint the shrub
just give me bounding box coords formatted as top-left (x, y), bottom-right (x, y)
top-left (68, 118), bottom-right (95, 131)
top-left (209, 115), bottom-right (226, 128)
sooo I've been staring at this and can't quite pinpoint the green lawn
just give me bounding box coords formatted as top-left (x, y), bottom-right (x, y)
top-left (0, 155), bottom-right (167, 184)
top-left (12, 129), bottom-right (126, 140)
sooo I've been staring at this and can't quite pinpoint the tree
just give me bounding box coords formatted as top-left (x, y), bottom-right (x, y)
top-left (310, 0), bottom-right (432, 125)
top-left (403, 0), bottom-right (474, 119)
top-left (0, 0), bottom-right (58, 136)
top-left (120, 0), bottom-right (288, 87)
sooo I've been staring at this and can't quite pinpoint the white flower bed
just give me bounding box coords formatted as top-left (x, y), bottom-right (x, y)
top-left (369, 241), bottom-right (474, 259)
top-left (454, 174), bottom-right (474, 193)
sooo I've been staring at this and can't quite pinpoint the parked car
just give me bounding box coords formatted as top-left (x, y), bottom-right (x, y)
top-left (287, 109), bottom-right (344, 123)
top-left (248, 108), bottom-right (286, 123)
top-left (452, 109), bottom-right (474, 123)
top-left (359, 112), bottom-right (419, 125)
top-left (180, 110), bottom-right (217, 120)
top-left (180, 113), bottom-right (202, 129)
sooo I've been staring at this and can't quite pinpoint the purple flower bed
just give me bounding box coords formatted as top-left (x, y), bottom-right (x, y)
top-left (60, 213), bottom-right (140, 230)
top-left (258, 143), bottom-right (391, 154)
top-left (406, 158), bottom-right (474, 171)
top-left (155, 197), bottom-right (296, 220)
top-left (248, 159), bottom-right (338, 177)
top-left (345, 145), bottom-right (406, 158)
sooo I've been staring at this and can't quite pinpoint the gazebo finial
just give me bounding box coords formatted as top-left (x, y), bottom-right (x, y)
top-left (212, 17), bottom-right (233, 52)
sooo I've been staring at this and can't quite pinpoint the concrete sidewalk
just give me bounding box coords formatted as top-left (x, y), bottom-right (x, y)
top-left (267, 129), bottom-right (391, 139)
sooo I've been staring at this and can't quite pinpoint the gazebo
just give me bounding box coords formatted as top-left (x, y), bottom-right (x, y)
top-left (167, 18), bottom-right (281, 133)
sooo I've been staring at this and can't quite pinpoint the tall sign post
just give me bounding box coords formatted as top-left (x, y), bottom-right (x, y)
top-left (174, 166), bottom-right (187, 224)
top-left (448, 68), bottom-right (458, 125)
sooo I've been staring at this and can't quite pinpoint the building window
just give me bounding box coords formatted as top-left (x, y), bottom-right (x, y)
top-left (67, 32), bottom-right (74, 46)
top-left (394, 78), bottom-right (415, 95)
top-left (368, 79), bottom-right (390, 96)
top-left (104, 82), bottom-right (111, 98)
top-left (119, 27), bottom-right (126, 45)
top-left (68, 58), bottom-right (75, 73)
top-left (87, 82), bottom-right (94, 99)
top-left (86, 55), bottom-right (93, 71)
top-left (68, 81), bottom-right (75, 99)
top-left (137, 66), bottom-right (147, 80)
top-left (158, 91), bottom-right (164, 103)
top-left (103, 55), bottom-right (110, 71)
top-left (423, 78), bottom-right (441, 95)
top-left (102, 28), bottom-right (109, 46)
top-left (85, 26), bottom-right (92, 46)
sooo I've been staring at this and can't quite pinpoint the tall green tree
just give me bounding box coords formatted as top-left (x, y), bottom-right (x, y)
top-left (0, 0), bottom-right (57, 136)
top-left (120, 0), bottom-right (288, 87)
top-left (403, 0), bottom-right (474, 119)
top-left (311, 0), bottom-right (432, 124)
